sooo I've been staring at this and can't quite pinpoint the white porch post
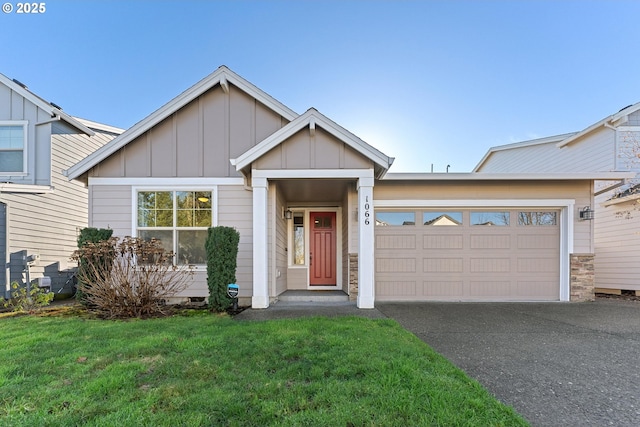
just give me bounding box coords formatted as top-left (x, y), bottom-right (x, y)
top-left (357, 174), bottom-right (375, 309)
top-left (252, 176), bottom-right (269, 308)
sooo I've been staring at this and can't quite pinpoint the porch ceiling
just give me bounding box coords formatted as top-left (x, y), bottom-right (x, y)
top-left (275, 179), bottom-right (352, 203)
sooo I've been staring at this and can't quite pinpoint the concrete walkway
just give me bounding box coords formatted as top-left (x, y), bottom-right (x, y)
top-left (377, 300), bottom-right (640, 427)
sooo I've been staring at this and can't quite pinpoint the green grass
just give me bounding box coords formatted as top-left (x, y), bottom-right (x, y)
top-left (0, 309), bottom-right (528, 426)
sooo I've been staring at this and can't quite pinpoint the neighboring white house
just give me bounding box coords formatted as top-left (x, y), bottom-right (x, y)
top-left (65, 66), bottom-right (631, 308)
top-left (0, 73), bottom-right (122, 297)
top-left (475, 102), bottom-right (640, 294)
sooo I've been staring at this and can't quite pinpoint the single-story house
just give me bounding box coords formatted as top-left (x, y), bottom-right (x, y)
top-left (474, 103), bottom-right (640, 295)
top-left (0, 73), bottom-right (122, 298)
top-left (65, 66), bottom-right (633, 308)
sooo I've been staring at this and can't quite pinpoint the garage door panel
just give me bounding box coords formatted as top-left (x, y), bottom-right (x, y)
top-left (376, 258), bottom-right (416, 273)
top-left (470, 234), bottom-right (511, 249)
top-left (424, 281), bottom-right (464, 297)
top-left (517, 257), bottom-right (558, 273)
top-left (376, 234), bottom-right (416, 249)
top-left (469, 281), bottom-right (511, 297)
top-left (377, 281), bottom-right (416, 297)
top-left (423, 258), bottom-right (463, 273)
top-left (423, 234), bottom-right (463, 249)
top-left (375, 208), bottom-right (560, 301)
top-left (470, 257), bottom-right (511, 273)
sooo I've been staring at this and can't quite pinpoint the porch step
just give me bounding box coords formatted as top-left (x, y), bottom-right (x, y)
top-left (277, 290), bottom-right (349, 303)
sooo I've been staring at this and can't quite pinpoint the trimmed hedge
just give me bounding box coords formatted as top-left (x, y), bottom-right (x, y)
top-left (206, 226), bottom-right (240, 312)
top-left (76, 227), bottom-right (113, 303)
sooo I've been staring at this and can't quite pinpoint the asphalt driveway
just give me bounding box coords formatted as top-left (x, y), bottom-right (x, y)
top-left (377, 300), bottom-right (640, 427)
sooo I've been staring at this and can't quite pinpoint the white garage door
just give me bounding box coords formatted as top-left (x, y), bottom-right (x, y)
top-left (375, 209), bottom-right (560, 301)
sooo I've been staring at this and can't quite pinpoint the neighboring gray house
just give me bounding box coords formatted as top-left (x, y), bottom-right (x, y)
top-left (475, 103), bottom-right (640, 294)
top-left (0, 73), bottom-right (122, 297)
top-left (65, 66), bottom-right (629, 308)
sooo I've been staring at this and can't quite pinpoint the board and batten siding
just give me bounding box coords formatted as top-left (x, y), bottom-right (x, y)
top-left (478, 128), bottom-right (616, 174)
top-left (88, 83), bottom-right (288, 179)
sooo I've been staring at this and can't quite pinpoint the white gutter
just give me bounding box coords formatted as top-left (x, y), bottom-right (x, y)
top-left (383, 172), bottom-right (636, 181)
top-left (0, 183), bottom-right (54, 194)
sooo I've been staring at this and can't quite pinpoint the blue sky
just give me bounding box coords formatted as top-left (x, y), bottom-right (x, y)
top-left (2, 0), bottom-right (639, 172)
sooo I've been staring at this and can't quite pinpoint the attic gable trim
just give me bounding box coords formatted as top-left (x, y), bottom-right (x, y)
top-left (66, 66), bottom-right (299, 180)
top-left (557, 102), bottom-right (640, 148)
top-left (231, 108), bottom-right (393, 173)
top-left (0, 73), bottom-right (94, 136)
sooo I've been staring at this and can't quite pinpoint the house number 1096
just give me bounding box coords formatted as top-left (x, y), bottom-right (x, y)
top-left (363, 196), bottom-right (371, 225)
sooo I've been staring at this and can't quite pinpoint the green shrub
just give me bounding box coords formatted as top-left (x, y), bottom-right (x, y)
top-left (76, 227), bottom-right (113, 304)
top-left (206, 226), bottom-right (240, 312)
top-left (3, 281), bottom-right (54, 312)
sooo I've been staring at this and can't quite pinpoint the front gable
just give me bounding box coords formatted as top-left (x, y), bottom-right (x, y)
top-left (67, 66), bottom-right (297, 180)
top-left (254, 125), bottom-right (374, 171)
top-left (232, 108), bottom-right (393, 178)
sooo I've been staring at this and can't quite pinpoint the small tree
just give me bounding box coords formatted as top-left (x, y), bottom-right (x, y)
top-left (206, 226), bottom-right (240, 312)
top-left (76, 227), bottom-right (114, 303)
top-left (71, 236), bottom-right (193, 318)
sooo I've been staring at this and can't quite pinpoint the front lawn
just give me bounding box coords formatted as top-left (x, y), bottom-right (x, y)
top-left (0, 310), bottom-right (528, 426)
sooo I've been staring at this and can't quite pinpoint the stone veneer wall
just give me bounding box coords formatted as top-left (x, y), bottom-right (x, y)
top-left (570, 253), bottom-right (595, 302)
top-left (348, 253), bottom-right (358, 302)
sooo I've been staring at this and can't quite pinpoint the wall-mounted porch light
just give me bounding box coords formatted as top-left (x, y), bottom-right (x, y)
top-left (579, 206), bottom-right (594, 221)
top-left (285, 209), bottom-right (293, 220)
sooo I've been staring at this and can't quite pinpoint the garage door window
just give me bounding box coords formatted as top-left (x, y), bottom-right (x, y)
top-left (423, 212), bottom-right (462, 226)
top-left (471, 212), bottom-right (510, 226)
top-left (375, 212), bottom-right (415, 226)
top-left (518, 211), bottom-right (557, 226)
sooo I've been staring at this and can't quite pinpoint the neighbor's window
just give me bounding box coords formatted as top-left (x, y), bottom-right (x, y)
top-left (375, 212), bottom-right (415, 226)
top-left (0, 122), bottom-right (26, 173)
top-left (471, 212), bottom-right (510, 226)
top-left (423, 212), bottom-right (463, 226)
top-left (518, 211), bottom-right (557, 226)
top-left (137, 190), bottom-right (212, 264)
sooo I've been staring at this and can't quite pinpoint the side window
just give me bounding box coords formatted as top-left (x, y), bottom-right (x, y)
top-left (423, 212), bottom-right (462, 226)
top-left (471, 212), bottom-right (510, 226)
top-left (375, 212), bottom-right (415, 226)
top-left (0, 122), bottom-right (27, 174)
top-left (518, 211), bottom-right (557, 226)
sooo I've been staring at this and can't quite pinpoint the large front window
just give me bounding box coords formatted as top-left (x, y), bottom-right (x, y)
top-left (137, 190), bottom-right (212, 264)
top-left (0, 122), bottom-right (26, 173)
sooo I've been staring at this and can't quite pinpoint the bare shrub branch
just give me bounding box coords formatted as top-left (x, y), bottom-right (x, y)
top-left (71, 236), bottom-right (194, 319)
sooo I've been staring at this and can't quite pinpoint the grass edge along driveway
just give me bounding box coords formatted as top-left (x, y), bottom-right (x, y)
top-left (0, 311), bottom-right (528, 426)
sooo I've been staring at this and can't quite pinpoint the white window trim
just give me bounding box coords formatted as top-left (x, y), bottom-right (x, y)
top-left (131, 185), bottom-right (218, 266)
top-left (0, 120), bottom-right (28, 175)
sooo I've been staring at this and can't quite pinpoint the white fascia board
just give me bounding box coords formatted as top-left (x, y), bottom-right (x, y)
top-left (602, 192), bottom-right (640, 207)
top-left (88, 177), bottom-right (245, 186)
top-left (67, 66), bottom-right (300, 180)
top-left (252, 169), bottom-right (374, 179)
top-left (233, 109), bottom-right (392, 172)
top-left (0, 183), bottom-right (54, 194)
top-left (0, 73), bottom-right (93, 136)
top-left (72, 117), bottom-right (125, 135)
top-left (383, 172), bottom-right (636, 181)
top-left (374, 199), bottom-right (575, 208)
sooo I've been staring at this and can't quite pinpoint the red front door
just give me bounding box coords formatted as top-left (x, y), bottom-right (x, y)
top-left (310, 212), bottom-right (336, 286)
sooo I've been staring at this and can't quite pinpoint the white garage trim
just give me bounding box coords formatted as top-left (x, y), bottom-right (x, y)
top-left (374, 199), bottom-right (575, 301)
